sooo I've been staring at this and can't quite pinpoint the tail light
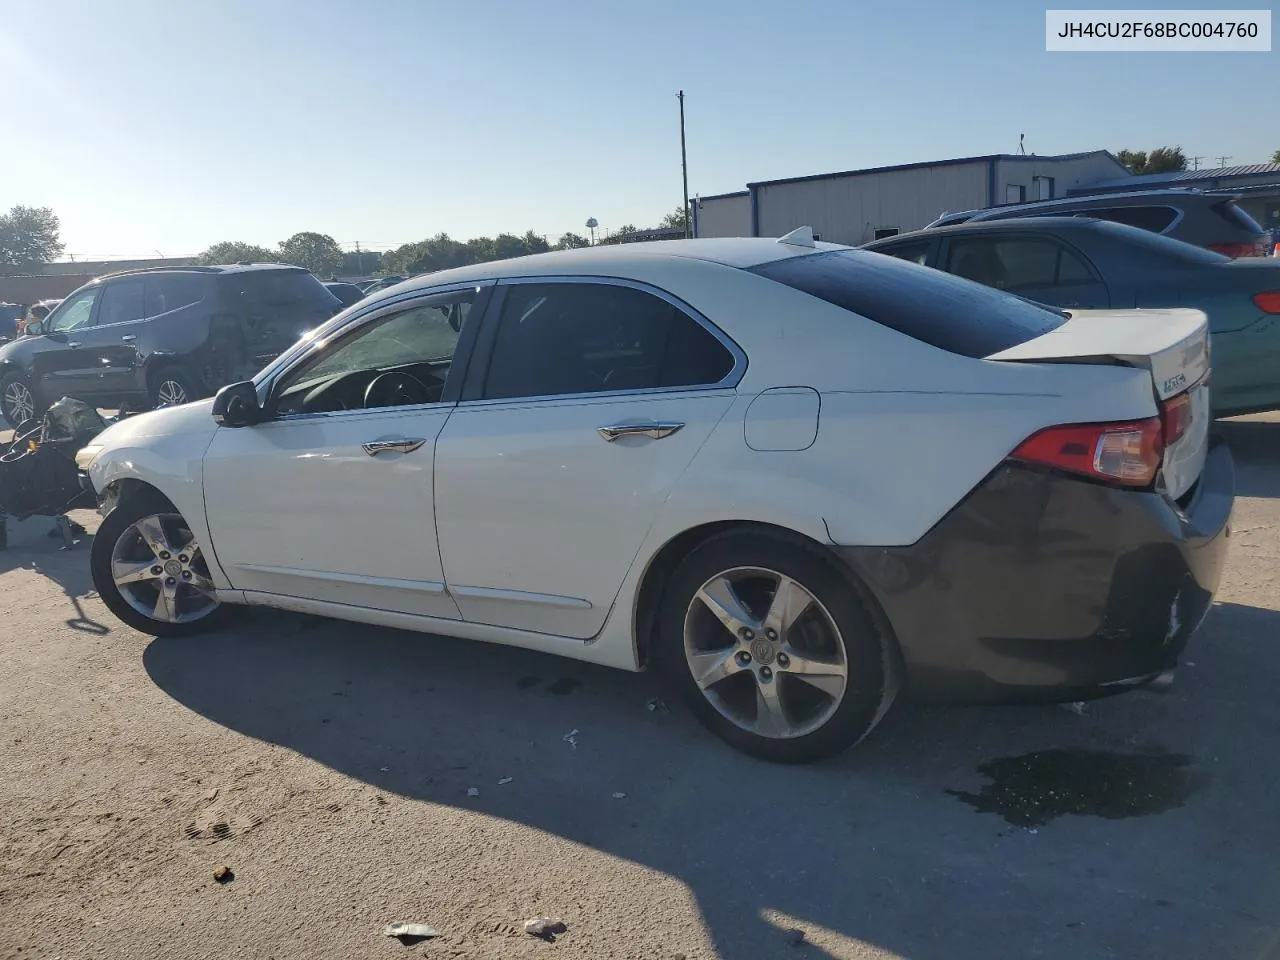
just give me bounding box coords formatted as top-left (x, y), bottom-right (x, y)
top-left (1160, 392), bottom-right (1193, 445)
top-left (1254, 291), bottom-right (1280, 314)
top-left (1208, 241), bottom-right (1267, 258)
top-left (1012, 418), bottom-right (1163, 486)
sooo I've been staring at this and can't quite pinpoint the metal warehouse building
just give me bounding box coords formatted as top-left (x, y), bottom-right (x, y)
top-left (693, 150), bottom-right (1130, 245)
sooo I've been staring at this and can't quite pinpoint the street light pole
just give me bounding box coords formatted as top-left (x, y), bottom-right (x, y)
top-left (678, 90), bottom-right (690, 238)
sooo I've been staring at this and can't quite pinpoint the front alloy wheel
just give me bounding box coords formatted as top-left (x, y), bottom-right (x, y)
top-left (91, 494), bottom-right (232, 636)
top-left (2, 377), bottom-right (35, 427)
top-left (154, 377), bottom-right (189, 407)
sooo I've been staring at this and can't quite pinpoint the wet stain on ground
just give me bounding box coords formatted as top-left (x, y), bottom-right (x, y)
top-left (948, 748), bottom-right (1196, 827)
top-left (515, 676), bottom-right (541, 690)
top-left (547, 677), bottom-right (582, 696)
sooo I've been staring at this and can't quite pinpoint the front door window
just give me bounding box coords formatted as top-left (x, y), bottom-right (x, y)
top-left (47, 288), bottom-right (100, 333)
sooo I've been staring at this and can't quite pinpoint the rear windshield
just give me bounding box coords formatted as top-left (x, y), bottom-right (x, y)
top-left (227, 269), bottom-right (340, 309)
top-left (1090, 220), bottom-right (1230, 264)
top-left (749, 249), bottom-right (1067, 358)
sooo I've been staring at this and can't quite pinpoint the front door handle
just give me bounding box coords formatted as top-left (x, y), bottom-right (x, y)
top-left (362, 437), bottom-right (426, 456)
top-left (121, 335), bottom-right (137, 342)
top-left (597, 421), bottom-right (685, 442)
top-left (66, 341), bottom-right (81, 348)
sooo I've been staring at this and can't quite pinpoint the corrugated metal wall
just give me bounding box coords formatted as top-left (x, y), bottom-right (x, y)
top-left (694, 194), bottom-right (752, 238)
top-left (755, 163), bottom-right (989, 244)
top-left (994, 155), bottom-right (1129, 203)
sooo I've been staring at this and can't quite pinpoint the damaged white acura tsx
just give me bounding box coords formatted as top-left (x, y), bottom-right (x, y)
top-left (77, 229), bottom-right (1234, 763)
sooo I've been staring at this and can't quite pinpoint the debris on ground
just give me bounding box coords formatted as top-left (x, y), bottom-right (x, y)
top-left (466, 787), bottom-right (480, 797)
top-left (524, 917), bottom-right (567, 941)
top-left (203, 787), bottom-right (219, 802)
top-left (498, 777), bottom-right (513, 785)
top-left (563, 729), bottom-right (579, 749)
top-left (611, 792), bottom-right (626, 799)
top-left (646, 697), bottom-right (669, 713)
top-left (786, 926), bottom-right (806, 946)
top-left (212, 865), bottom-right (234, 884)
top-left (383, 922), bottom-right (441, 944)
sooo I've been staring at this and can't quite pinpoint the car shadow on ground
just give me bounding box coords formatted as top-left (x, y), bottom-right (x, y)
top-left (1217, 418), bottom-right (1280, 498)
top-left (143, 600), bottom-right (1280, 959)
top-left (0, 513), bottom-right (108, 635)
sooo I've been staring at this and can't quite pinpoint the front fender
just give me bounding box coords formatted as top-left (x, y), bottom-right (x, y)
top-left (85, 401), bottom-right (228, 587)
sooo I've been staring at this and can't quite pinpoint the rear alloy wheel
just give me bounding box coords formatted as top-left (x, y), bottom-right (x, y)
top-left (656, 531), bottom-right (898, 763)
top-left (1, 375), bottom-right (36, 428)
top-left (90, 493), bottom-right (232, 636)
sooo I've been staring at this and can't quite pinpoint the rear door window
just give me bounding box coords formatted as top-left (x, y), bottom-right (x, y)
top-left (870, 239), bottom-right (931, 265)
top-left (749, 249), bottom-right (1065, 358)
top-left (1087, 206), bottom-right (1178, 233)
top-left (95, 279), bottom-right (146, 326)
top-left (944, 237), bottom-right (1097, 292)
top-left (145, 274), bottom-right (207, 317)
top-left (482, 282), bottom-right (736, 400)
top-left (228, 269), bottom-right (339, 316)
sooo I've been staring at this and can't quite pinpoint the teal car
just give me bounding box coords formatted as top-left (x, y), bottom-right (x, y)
top-left (864, 217), bottom-right (1280, 417)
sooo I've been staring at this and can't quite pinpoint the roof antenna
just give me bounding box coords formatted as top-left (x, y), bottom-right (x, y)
top-left (1018, 133), bottom-right (1026, 156)
top-left (777, 225), bottom-right (815, 248)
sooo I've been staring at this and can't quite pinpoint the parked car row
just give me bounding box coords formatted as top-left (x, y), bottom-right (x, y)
top-left (77, 231), bottom-right (1232, 763)
top-left (927, 187), bottom-right (1272, 259)
top-left (864, 216), bottom-right (1280, 417)
top-left (0, 264), bottom-right (343, 427)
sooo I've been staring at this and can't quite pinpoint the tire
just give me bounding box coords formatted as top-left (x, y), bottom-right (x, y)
top-left (1, 373), bottom-right (39, 428)
top-left (90, 490), bottom-right (234, 637)
top-left (148, 365), bottom-right (200, 408)
top-left (653, 530), bottom-right (900, 764)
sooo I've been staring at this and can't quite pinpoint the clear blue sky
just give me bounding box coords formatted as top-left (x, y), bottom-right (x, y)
top-left (0, 0), bottom-right (1274, 260)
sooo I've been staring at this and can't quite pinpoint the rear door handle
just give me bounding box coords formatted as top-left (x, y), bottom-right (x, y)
top-left (362, 437), bottom-right (426, 456)
top-left (121, 335), bottom-right (137, 342)
top-left (597, 421), bottom-right (685, 442)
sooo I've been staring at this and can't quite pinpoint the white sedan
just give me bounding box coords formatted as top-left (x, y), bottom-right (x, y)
top-left (78, 230), bottom-right (1234, 763)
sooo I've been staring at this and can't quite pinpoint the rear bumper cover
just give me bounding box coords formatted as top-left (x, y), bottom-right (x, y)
top-left (839, 439), bottom-right (1234, 703)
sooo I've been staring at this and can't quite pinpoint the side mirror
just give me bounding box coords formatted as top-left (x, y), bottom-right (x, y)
top-left (25, 319), bottom-right (43, 336)
top-left (211, 381), bottom-right (262, 427)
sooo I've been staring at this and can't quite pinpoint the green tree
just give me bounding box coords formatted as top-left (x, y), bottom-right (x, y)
top-left (1144, 146), bottom-right (1187, 174)
top-left (0, 205), bottom-right (64, 273)
top-left (521, 230), bottom-right (550, 255)
top-left (196, 240), bottom-right (276, 266)
top-left (599, 224), bottom-right (639, 246)
top-left (553, 232), bottom-right (590, 250)
top-left (1116, 146), bottom-right (1187, 175)
top-left (277, 231), bottom-right (344, 277)
top-left (341, 248), bottom-right (382, 276)
top-left (659, 205), bottom-right (689, 232)
top-left (1272, 148), bottom-right (1280, 164)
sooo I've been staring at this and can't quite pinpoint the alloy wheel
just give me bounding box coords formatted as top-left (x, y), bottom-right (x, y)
top-left (682, 566), bottom-right (848, 739)
top-left (155, 379), bottom-right (188, 407)
top-left (3, 380), bottom-right (34, 424)
top-left (110, 512), bottom-right (219, 624)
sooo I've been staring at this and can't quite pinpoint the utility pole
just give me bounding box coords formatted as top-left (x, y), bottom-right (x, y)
top-left (678, 90), bottom-right (690, 238)
top-left (1191, 156), bottom-right (1203, 170)
top-left (1216, 155), bottom-right (1233, 168)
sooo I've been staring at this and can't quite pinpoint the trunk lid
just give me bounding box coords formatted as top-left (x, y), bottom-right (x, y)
top-left (988, 307), bottom-right (1210, 501)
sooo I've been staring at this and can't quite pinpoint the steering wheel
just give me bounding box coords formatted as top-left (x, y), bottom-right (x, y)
top-left (364, 371), bottom-right (433, 409)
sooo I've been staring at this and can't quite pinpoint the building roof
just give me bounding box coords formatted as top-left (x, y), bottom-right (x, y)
top-left (746, 150), bottom-right (1127, 189)
top-left (695, 190), bottom-right (750, 202)
top-left (1087, 163), bottom-right (1280, 190)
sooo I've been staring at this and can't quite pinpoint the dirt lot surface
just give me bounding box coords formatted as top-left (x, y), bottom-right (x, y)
top-left (2, 417), bottom-right (1279, 960)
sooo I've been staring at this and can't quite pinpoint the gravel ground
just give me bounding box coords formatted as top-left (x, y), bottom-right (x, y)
top-left (2, 417), bottom-right (1279, 960)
